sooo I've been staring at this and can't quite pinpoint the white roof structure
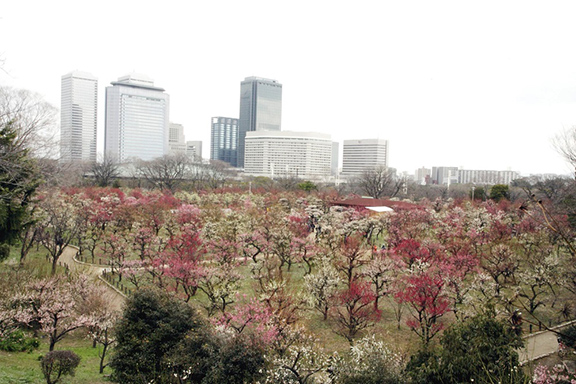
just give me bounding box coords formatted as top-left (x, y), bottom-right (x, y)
top-left (366, 206), bottom-right (394, 213)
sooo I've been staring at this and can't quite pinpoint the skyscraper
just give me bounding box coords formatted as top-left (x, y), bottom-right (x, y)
top-left (341, 139), bottom-right (389, 176)
top-left (104, 73), bottom-right (169, 162)
top-left (60, 71), bottom-right (98, 162)
top-left (211, 117), bottom-right (238, 167)
top-left (237, 77), bottom-right (282, 168)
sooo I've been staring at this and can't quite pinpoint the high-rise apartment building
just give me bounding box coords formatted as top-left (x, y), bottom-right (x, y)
top-left (60, 71), bottom-right (98, 162)
top-left (341, 139), bottom-right (389, 176)
top-left (168, 123), bottom-right (186, 153)
top-left (237, 76), bottom-right (282, 168)
top-left (244, 131), bottom-right (332, 179)
top-left (104, 73), bottom-right (169, 162)
top-left (211, 117), bottom-right (238, 167)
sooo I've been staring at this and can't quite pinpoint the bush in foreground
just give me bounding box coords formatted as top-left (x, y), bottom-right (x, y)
top-left (40, 350), bottom-right (81, 384)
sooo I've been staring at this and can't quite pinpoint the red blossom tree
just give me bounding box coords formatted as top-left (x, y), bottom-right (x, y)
top-left (331, 280), bottom-right (381, 344)
top-left (395, 266), bottom-right (450, 346)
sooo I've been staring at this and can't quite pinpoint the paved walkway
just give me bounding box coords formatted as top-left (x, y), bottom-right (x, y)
top-left (59, 246), bottom-right (126, 312)
top-left (519, 320), bottom-right (576, 364)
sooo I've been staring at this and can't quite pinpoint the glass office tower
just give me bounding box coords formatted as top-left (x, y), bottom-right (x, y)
top-left (237, 77), bottom-right (282, 168)
top-left (211, 117), bottom-right (238, 167)
top-left (104, 74), bottom-right (169, 162)
top-left (60, 71), bottom-right (98, 162)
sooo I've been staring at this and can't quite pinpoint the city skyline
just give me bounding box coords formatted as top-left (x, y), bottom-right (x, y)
top-left (2, 1), bottom-right (576, 176)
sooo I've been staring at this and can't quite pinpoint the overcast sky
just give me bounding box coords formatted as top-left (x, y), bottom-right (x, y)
top-left (2, 1), bottom-right (576, 176)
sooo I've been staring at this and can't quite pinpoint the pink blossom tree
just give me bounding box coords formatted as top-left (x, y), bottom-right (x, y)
top-left (14, 275), bottom-right (91, 351)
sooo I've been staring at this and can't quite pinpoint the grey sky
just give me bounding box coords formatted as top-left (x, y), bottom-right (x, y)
top-left (2, 1), bottom-right (575, 176)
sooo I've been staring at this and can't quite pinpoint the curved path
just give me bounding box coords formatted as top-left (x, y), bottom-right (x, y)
top-left (59, 246), bottom-right (126, 312)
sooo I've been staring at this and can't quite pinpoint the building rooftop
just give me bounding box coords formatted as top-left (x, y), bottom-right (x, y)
top-left (110, 73), bottom-right (165, 91)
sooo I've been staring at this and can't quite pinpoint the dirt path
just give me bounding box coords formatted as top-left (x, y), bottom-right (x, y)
top-left (59, 246), bottom-right (126, 312)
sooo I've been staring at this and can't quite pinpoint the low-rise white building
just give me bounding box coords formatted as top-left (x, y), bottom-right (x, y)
top-left (244, 131), bottom-right (332, 179)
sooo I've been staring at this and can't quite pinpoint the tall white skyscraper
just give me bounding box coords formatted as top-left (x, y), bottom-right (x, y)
top-left (104, 73), bottom-right (169, 162)
top-left (60, 71), bottom-right (98, 162)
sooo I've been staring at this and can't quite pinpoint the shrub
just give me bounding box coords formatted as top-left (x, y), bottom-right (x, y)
top-left (0, 329), bottom-right (39, 352)
top-left (40, 350), bottom-right (81, 384)
top-left (559, 325), bottom-right (576, 349)
top-left (110, 288), bottom-right (207, 383)
top-left (0, 243), bottom-right (10, 262)
top-left (405, 313), bottom-right (527, 384)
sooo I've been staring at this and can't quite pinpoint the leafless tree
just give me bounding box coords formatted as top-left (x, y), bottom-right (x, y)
top-left (553, 127), bottom-right (576, 178)
top-left (134, 153), bottom-right (192, 191)
top-left (355, 165), bottom-right (402, 199)
top-left (89, 154), bottom-right (120, 187)
top-left (198, 159), bottom-right (236, 189)
top-left (0, 86), bottom-right (58, 159)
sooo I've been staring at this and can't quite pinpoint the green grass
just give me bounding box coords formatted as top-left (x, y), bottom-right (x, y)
top-left (0, 336), bottom-right (111, 384)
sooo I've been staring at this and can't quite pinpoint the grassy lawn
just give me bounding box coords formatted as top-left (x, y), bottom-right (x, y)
top-left (0, 336), bottom-right (111, 384)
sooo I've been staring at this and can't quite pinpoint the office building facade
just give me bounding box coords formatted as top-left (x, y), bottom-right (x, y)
top-left (458, 169), bottom-right (520, 185)
top-left (211, 117), bottom-right (238, 167)
top-left (244, 131), bottom-right (332, 179)
top-left (104, 74), bottom-right (169, 162)
top-left (431, 166), bottom-right (459, 185)
top-left (168, 123), bottom-right (187, 153)
top-left (415, 167), bottom-right (432, 185)
top-left (60, 71), bottom-right (98, 162)
top-left (341, 139), bottom-right (389, 176)
top-left (187, 141), bottom-right (203, 160)
top-left (237, 76), bottom-right (282, 168)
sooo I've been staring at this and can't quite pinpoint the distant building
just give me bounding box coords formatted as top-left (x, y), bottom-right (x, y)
top-left (186, 140), bottom-right (203, 160)
top-left (341, 139), bottom-right (389, 176)
top-left (237, 77), bottom-right (282, 168)
top-left (431, 166), bottom-right (459, 185)
top-left (104, 73), bottom-right (169, 162)
top-left (458, 169), bottom-right (520, 185)
top-left (211, 117), bottom-right (238, 167)
top-left (60, 71), bottom-right (98, 162)
top-left (168, 123), bottom-right (187, 153)
top-left (244, 131), bottom-right (332, 179)
top-left (331, 142), bottom-right (340, 176)
top-left (415, 167), bottom-right (431, 185)
top-left (430, 167), bottom-right (520, 185)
